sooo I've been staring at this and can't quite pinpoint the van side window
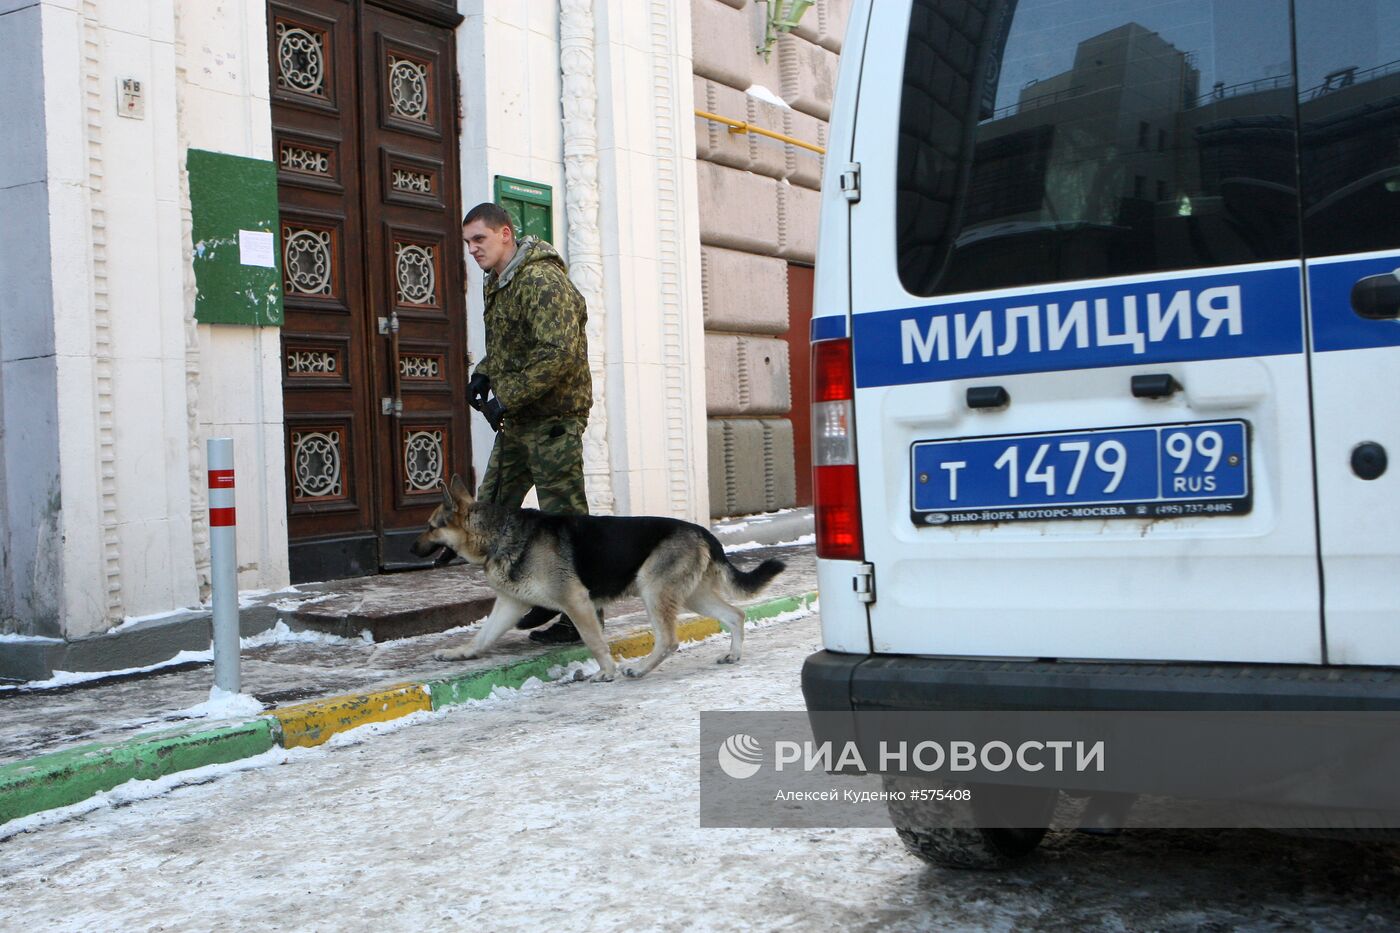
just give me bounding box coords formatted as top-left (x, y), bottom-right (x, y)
top-left (1296, 2), bottom-right (1400, 257)
top-left (897, 0), bottom-right (1299, 298)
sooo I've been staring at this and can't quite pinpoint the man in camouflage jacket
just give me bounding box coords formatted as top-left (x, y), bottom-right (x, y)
top-left (462, 201), bottom-right (594, 641)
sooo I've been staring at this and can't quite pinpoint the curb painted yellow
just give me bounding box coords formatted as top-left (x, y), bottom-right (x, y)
top-left (608, 617), bottom-right (725, 660)
top-left (267, 682), bottom-right (433, 749)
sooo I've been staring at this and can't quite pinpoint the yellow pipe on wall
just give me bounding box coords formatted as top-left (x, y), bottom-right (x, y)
top-left (694, 109), bottom-right (827, 155)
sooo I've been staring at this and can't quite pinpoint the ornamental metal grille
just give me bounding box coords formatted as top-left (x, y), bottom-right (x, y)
top-left (388, 56), bottom-right (430, 121)
top-left (287, 349), bottom-right (338, 375)
top-left (392, 168), bottom-right (434, 194)
top-left (399, 355), bottom-right (441, 379)
top-left (395, 242), bottom-right (436, 305)
top-left (283, 228), bottom-right (334, 295)
top-left (403, 429), bottom-right (444, 492)
top-left (275, 23), bottom-right (326, 97)
top-left (292, 430), bottom-right (344, 499)
top-left (280, 143), bottom-right (331, 176)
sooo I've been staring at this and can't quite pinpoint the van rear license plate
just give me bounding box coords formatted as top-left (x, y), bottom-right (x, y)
top-left (911, 420), bottom-right (1250, 525)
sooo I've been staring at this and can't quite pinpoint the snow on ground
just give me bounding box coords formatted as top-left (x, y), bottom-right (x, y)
top-left (240, 620), bottom-right (371, 648)
top-left (0, 649), bottom-right (221, 693)
top-left (3, 612), bottom-right (1399, 932)
top-left (714, 509), bottom-right (812, 553)
top-left (711, 507), bottom-right (807, 537)
top-left (0, 622), bottom-right (368, 693)
top-left (104, 585), bottom-right (303, 625)
top-left (168, 686), bottom-right (267, 721)
top-left (0, 633), bottom-right (62, 644)
top-left (724, 533), bottom-right (815, 553)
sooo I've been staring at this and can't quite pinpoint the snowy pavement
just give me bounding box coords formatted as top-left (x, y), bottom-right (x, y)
top-left (0, 543), bottom-right (815, 764)
top-left (3, 612), bottom-right (1399, 932)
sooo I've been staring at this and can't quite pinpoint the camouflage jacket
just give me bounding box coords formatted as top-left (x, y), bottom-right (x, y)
top-left (474, 237), bottom-right (592, 423)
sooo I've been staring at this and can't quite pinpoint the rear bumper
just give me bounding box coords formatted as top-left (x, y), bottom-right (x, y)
top-left (801, 652), bottom-right (1400, 816)
top-left (801, 650), bottom-right (1400, 712)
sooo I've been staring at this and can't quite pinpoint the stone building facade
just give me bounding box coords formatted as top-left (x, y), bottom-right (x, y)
top-left (692, 0), bottom-right (847, 516)
top-left (0, 0), bottom-right (844, 660)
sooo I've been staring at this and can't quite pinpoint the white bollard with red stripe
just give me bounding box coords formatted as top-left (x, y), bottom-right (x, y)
top-left (207, 438), bottom-right (240, 693)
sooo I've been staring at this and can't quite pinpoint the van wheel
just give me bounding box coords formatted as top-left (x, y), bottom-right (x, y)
top-left (883, 776), bottom-right (1058, 870)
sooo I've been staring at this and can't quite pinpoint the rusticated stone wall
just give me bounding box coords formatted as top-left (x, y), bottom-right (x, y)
top-left (690, 0), bottom-right (848, 516)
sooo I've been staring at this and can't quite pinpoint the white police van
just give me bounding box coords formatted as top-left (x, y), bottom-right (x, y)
top-left (802, 0), bottom-right (1400, 866)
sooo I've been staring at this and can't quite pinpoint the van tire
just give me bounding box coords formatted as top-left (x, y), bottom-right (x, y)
top-left (892, 824), bottom-right (1049, 870)
top-left (884, 777), bottom-right (1057, 870)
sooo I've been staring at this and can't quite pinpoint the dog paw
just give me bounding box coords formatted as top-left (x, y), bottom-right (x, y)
top-left (433, 648), bottom-right (474, 662)
top-left (717, 653), bottom-right (740, 665)
top-left (590, 670), bottom-right (616, 683)
top-left (621, 665), bottom-right (644, 679)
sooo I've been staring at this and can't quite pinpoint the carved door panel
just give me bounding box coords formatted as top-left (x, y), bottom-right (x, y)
top-left (270, 0), bottom-right (377, 580)
top-left (269, 0), bottom-right (467, 581)
top-left (358, 5), bottom-right (469, 569)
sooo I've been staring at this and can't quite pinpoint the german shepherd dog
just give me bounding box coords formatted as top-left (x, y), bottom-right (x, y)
top-left (410, 476), bottom-right (785, 681)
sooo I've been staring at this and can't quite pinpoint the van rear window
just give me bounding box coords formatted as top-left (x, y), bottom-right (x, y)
top-left (896, 0), bottom-right (1299, 298)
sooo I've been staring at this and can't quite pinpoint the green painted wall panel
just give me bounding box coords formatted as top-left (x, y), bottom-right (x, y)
top-left (188, 149), bottom-right (284, 326)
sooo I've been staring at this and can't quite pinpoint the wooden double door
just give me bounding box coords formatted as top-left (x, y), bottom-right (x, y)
top-left (267, 0), bottom-right (469, 581)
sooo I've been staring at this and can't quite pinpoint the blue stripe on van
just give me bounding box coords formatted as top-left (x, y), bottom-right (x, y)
top-left (1308, 255), bottom-right (1400, 352)
top-left (852, 266), bottom-right (1305, 388)
top-left (810, 316), bottom-right (848, 342)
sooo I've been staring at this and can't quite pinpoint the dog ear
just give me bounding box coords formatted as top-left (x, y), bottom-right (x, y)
top-left (440, 481), bottom-right (455, 510)
top-left (449, 473), bottom-right (474, 509)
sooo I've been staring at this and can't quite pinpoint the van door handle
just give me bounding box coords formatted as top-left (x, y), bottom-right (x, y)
top-left (1131, 373), bottom-right (1179, 398)
top-left (1350, 269), bottom-right (1400, 320)
top-left (966, 385), bottom-right (1009, 409)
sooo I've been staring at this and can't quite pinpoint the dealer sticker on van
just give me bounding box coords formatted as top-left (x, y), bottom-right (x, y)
top-left (910, 420), bottom-right (1251, 525)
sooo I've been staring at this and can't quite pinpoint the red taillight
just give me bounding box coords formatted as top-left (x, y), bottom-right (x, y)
top-left (811, 337), bottom-right (863, 560)
top-left (814, 464), bottom-right (863, 560)
top-left (812, 338), bottom-right (854, 402)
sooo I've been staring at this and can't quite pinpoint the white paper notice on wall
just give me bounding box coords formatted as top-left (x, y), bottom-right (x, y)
top-left (238, 230), bottom-right (276, 268)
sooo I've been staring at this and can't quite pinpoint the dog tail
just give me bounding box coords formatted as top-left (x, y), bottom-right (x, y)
top-left (724, 557), bottom-right (786, 596)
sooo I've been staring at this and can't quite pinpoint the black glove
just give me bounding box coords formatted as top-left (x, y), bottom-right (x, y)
top-left (466, 372), bottom-right (491, 410)
top-left (480, 395), bottom-right (506, 432)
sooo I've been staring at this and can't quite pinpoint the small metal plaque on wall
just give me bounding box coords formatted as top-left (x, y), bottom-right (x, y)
top-left (117, 76), bottom-right (145, 119)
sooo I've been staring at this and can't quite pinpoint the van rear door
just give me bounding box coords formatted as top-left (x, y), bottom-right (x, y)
top-left (1297, 3), bottom-right (1400, 665)
top-left (849, 0), bottom-right (1322, 663)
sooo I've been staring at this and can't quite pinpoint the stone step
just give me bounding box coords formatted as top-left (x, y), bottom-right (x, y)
top-left (290, 563), bottom-right (498, 643)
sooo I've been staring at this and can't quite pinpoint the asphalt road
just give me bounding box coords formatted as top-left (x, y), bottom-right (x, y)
top-left (3, 610), bottom-right (1399, 932)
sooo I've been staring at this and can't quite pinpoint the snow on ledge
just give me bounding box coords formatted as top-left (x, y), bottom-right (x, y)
top-left (745, 84), bottom-right (792, 109)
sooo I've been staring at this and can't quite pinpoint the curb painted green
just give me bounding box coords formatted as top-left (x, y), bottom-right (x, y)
top-left (742, 594), bottom-right (813, 621)
top-left (0, 719), bottom-right (277, 824)
top-left (427, 647), bottom-right (593, 708)
top-left (0, 591), bottom-right (817, 826)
